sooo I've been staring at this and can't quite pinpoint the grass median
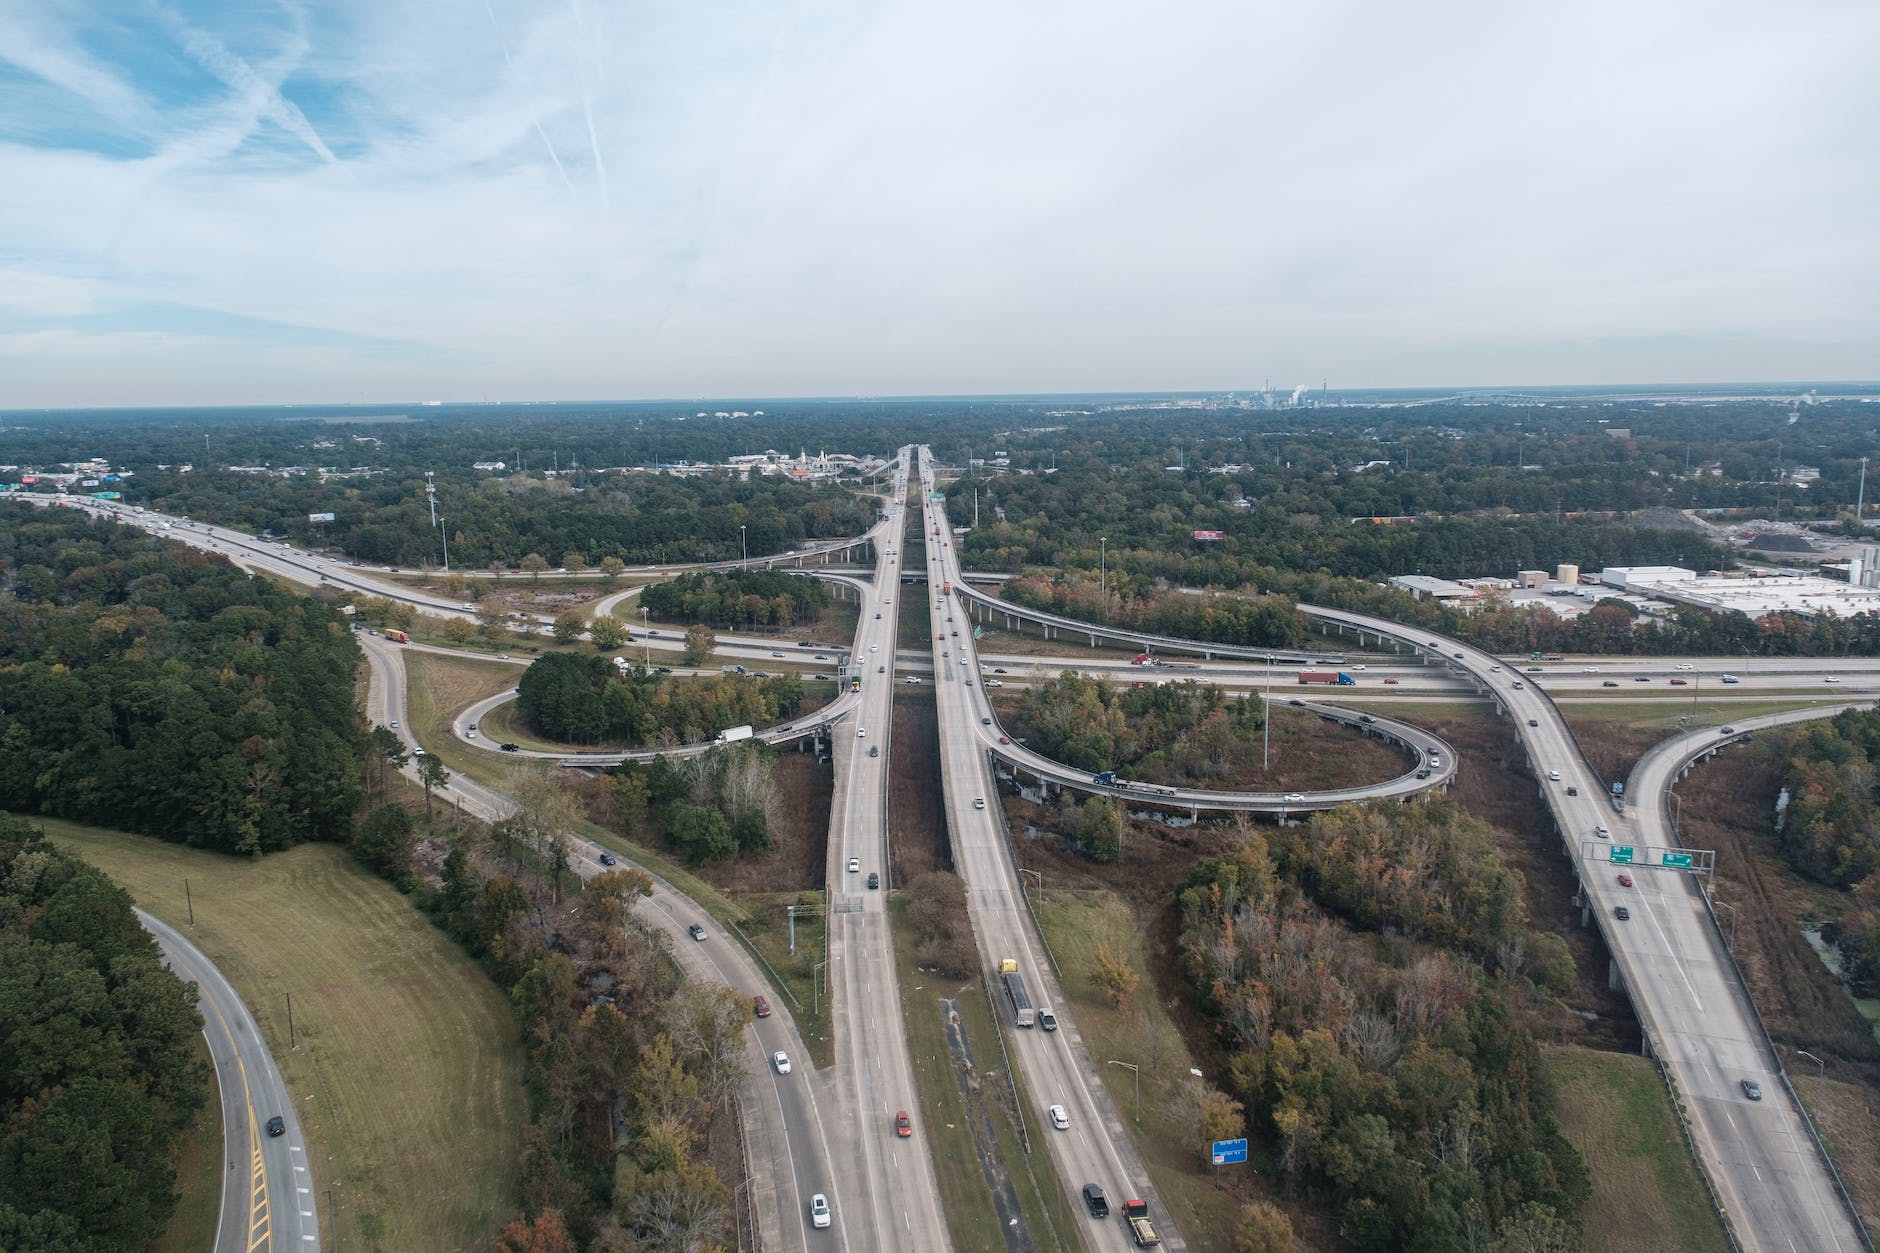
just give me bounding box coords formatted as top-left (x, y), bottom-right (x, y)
top-left (37, 816), bottom-right (526, 1253)
top-left (889, 897), bottom-right (1080, 1253)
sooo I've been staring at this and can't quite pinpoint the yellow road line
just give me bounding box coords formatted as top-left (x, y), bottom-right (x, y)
top-left (163, 941), bottom-right (278, 1252)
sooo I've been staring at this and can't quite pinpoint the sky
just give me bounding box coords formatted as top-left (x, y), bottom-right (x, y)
top-left (1, 0), bottom-right (1876, 407)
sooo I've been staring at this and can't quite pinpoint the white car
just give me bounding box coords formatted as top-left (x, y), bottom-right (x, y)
top-left (1284, 792), bottom-right (1306, 803)
top-left (848, 856), bottom-right (860, 873)
top-left (810, 1194), bottom-right (831, 1229)
top-left (1349, 664), bottom-right (1365, 671)
top-left (1675, 663), bottom-right (1694, 671)
top-left (987, 679), bottom-right (1003, 687)
top-left (1548, 770), bottom-right (1561, 781)
top-left (1825, 676), bottom-right (1842, 683)
top-left (869, 644), bottom-right (878, 653)
top-left (773, 1051), bottom-right (792, 1075)
top-left (857, 727), bottom-right (866, 737)
top-left (974, 797), bottom-right (986, 810)
top-left (1049, 1104), bottom-right (1070, 1130)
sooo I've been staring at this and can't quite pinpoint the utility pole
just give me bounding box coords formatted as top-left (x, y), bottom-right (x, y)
top-left (1263, 657), bottom-right (1272, 770)
top-left (1100, 538), bottom-right (1107, 618)
top-left (1859, 456), bottom-right (1869, 523)
top-left (439, 518), bottom-right (450, 573)
top-left (424, 471), bottom-right (437, 528)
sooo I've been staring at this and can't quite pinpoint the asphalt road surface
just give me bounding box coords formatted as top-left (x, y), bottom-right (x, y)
top-left (141, 909), bottom-right (319, 1253)
top-left (1303, 603), bottom-right (1866, 1252)
top-left (819, 452), bottom-right (951, 1251)
top-left (920, 451), bottom-right (1183, 1251)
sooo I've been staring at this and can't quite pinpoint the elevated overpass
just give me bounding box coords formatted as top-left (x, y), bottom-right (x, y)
top-left (1302, 603), bottom-right (1868, 1253)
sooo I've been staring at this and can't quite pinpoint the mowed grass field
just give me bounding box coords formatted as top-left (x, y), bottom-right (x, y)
top-left (1543, 1046), bottom-right (1730, 1253)
top-left (37, 816), bottom-right (526, 1253)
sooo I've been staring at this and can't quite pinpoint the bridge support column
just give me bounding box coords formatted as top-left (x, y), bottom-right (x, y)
top-left (1089, 633), bottom-right (1097, 647)
top-left (1608, 959), bottom-right (1623, 992)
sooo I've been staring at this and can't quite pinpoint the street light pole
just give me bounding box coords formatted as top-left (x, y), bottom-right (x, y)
top-left (641, 607), bottom-right (650, 665)
top-left (1100, 537), bottom-right (1107, 618)
top-left (1106, 1059), bottom-right (1140, 1124)
top-left (1798, 1049), bottom-right (1826, 1079)
top-left (1019, 867), bottom-right (1041, 897)
top-left (1714, 898), bottom-right (1738, 948)
top-left (1263, 656), bottom-right (1272, 771)
top-left (739, 524), bottom-right (747, 564)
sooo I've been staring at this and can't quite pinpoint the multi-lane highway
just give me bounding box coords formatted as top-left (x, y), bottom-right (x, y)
top-left (919, 450), bottom-right (1182, 1250)
top-left (1302, 603), bottom-right (1867, 1252)
top-left (817, 452), bottom-right (951, 1251)
top-left (141, 909), bottom-right (319, 1253)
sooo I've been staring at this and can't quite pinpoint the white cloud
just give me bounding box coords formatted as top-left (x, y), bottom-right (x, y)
top-left (1, 0), bottom-right (1877, 405)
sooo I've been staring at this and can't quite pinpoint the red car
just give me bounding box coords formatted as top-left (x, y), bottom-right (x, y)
top-left (753, 996), bottom-right (771, 1019)
top-left (894, 1110), bottom-right (912, 1138)
top-left (1383, 677), bottom-right (1399, 685)
top-left (998, 735), bottom-right (1010, 745)
top-left (1617, 874), bottom-right (1634, 888)
top-left (1669, 678), bottom-right (1688, 686)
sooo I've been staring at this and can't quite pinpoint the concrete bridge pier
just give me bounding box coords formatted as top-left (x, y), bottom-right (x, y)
top-left (1088, 633), bottom-right (1098, 647)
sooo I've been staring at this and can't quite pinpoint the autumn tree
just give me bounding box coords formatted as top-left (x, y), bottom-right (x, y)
top-left (520, 552), bottom-right (550, 581)
top-left (682, 623), bottom-right (716, 667)
top-left (440, 616), bottom-right (476, 647)
top-left (1233, 1201), bottom-right (1297, 1253)
top-left (1091, 941), bottom-right (1141, 1008)
top-left (588, 613), bottom-right (628, 652)
top-left (552, 610), bottom-right (587, 644)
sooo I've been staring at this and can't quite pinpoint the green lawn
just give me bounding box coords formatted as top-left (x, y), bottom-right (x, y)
top-left (1543, 1046), bottom-right (1730, 1253)
top-left (36, 817), bottom-right (527, 1253)
top-left (1031, 891), bottom-right (1246, 1252)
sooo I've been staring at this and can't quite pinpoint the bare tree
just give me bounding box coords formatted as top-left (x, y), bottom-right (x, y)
top-left (663, 982), bottom-right (751, 1114)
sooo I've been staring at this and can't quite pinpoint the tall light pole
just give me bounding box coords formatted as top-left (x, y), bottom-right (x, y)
top-left (641, 606), bottom-right (650, 665)
top-left (439, 517), bottom-right (450, 573)
top-left (1100, 538), bottom-right (1107, 618)
top-left (1106, 1059), bottom-right (1140, 1124)
top-left (1860, 456), bottom-right (1870, 524)
top-left (739, 524), bottom-right (747, 564)
top-left (1798, 1049), bottom-right (1826, 1079)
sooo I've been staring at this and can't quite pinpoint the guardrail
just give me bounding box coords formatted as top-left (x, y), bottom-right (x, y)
top-left (1659, 729), bottom-right (1876, 1253)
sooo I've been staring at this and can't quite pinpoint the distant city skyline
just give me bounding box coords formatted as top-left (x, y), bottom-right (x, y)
top-left (2, 1), bottom-right (1876, 407)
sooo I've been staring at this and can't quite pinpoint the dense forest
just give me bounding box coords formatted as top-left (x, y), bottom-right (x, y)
top-left (0, 510), bottom-right (362, 852)
top-left (1778, 712), bottom-right (1880, 997)
top-left (1178, 805), bottom-right (1586, 1250)
top-left (409, 776), bottom-right (742, 1249)
top-left (0, 817), bottom-right (211, 1252)
top-left (638, 569), bottom-right (833, 629)
top-left (1011, 672), bottom-right (1266, 782)
top-left (516, 653), bottom-right (807, 747)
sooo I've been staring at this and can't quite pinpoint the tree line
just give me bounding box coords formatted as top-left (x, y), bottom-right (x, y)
top-left (1777, 712), bottom-right (1880, 1006)
top-left (1013, 671), bottom-right (1266, 784)
top-left (1177, 803), bottom-right (1586, 1250)
top-left (0, 817), bottom-right (211, 1252)
top-left (638, 569), bottom-right (833, 629)
top-left (0, 510), bottom-right (363, 853)
top-left (603, 748), bottom-right (777, 863)
top-left (516, 652), bottom-right (807, 747)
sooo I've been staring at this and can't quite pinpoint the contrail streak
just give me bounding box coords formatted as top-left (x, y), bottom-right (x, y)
top-left (571, 0), bottom-right (612, 213)
top-left (483, 0), bottom-right (578, 199)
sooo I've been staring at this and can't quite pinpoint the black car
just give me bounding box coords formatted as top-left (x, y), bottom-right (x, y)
top-left (1082, 1184), bottom-right (1109, 1218)
top-left (598, 852), bottom-right (616, 867)
top-left (1614, 906), bottom-right (1630, 921)
top-left (867, 872), bottom-right (879, 889)
top-left (1741, 1079), bottom-right (1762, 1100)
top-left (266, 1115), bottom-right (286, 1138)
top-left (500, 742), bottom-right (521, 752)
top-left (687, 924), bottom-right (707, 942)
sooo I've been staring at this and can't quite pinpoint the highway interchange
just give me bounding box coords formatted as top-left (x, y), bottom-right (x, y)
top-left (15, 464), bottom-right (1878, 1251)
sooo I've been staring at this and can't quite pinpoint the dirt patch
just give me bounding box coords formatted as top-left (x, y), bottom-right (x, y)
top-left (891, 688), bottom-right (952, 879)
top-left (1560, 716), bottom-right (1673, 793)
top-left (1678, 736), bottom-right (1880, 1069)
top-left (682, 746), bottom-right (834, 895)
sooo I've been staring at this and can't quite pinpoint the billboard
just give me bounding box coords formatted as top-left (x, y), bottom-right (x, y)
top-left (1192, 529), bottom-right (1225, 542)
top-left (308, 511), bottom-right (336, 523)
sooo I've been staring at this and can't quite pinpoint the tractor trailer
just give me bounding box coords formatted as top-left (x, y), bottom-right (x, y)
top-left (714, 725), bottom-right (754, 745)
top-left (999, 958), bottom-right (1034, 1027)
top-left (1297, 670), bottom-right (1356, 685)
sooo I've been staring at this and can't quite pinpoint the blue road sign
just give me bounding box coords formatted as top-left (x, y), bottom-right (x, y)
top-left (1211, 1138), bottom-right (1249, 1165)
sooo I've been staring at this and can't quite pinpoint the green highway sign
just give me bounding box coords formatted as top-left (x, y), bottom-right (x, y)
top-left (1610, 847), bottom-right (1636, 864)
top-left (1662, 852), bottom-right (1694, 868)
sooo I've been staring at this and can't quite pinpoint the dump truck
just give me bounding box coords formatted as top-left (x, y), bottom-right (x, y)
top-left (999, 958), bottom-right (1034, 1027)
top-left (1122, 1199), bottom-right (1161, 1246)
top-left (715, 725), bottom-right (754, 745)
top-left (1297, 670), bottom-right (1355, 685)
